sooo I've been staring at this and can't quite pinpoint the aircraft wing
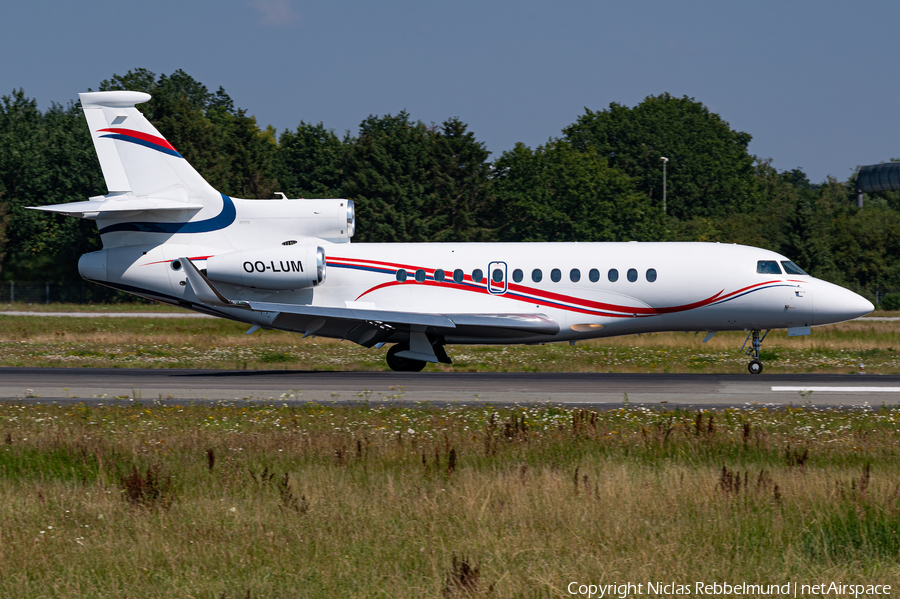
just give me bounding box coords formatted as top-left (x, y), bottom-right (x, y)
top-left (181, 257), bottom-right (558, 349)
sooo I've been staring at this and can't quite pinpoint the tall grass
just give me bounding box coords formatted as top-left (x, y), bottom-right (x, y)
top-left (0, 402), bottom-right (897, 597)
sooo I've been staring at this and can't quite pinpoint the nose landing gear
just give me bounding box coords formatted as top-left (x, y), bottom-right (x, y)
top-left (741, 329), bottom-right (769, 375)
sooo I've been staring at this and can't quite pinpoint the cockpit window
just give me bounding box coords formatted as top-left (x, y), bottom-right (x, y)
top-left (781, 261), bottom-right (808, 276)
top-left (757, 260), bottom-right (782, 275)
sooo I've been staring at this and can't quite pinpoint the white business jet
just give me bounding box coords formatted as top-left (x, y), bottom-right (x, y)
top-left (31, 91), bottom-right (874, 374)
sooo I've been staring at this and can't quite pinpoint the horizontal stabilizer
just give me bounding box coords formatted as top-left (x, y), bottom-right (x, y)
top-left (29, 196), bottom-right (203, 219)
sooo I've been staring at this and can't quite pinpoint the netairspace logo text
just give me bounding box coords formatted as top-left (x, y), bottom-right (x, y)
top-left (567, 581), bottom-right (891, 598)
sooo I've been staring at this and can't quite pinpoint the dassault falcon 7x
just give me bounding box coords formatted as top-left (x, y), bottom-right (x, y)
top-left (31, 91), bottom-right (874, 373)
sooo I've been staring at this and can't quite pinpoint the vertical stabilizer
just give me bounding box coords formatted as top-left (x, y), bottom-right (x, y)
top-left (79, 91), bottom-right (220, 203)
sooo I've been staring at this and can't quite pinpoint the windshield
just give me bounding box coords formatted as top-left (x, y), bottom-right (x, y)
top-left (757, 260), bottom-right (782, 275)
top-left (781, 261), bottom-right (808, 276)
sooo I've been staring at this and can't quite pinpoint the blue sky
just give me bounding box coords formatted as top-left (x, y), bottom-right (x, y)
top-left (3, 1), bottom-right (898, 183)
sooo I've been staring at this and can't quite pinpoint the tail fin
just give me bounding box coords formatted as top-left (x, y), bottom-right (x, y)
top-left (79, 91), bottom-right (219, 203)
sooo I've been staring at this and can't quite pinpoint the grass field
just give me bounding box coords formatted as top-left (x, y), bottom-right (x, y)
top-left (1, 304), bottom-right (899, 373)
top-left (0, 302), bottom-right (196, 313)
top-left (0, 402), bottom-right (897, 597)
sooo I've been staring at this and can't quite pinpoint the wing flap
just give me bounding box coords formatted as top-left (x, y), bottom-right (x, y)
top-left (248, 301), bottom-right (456, 329)
top-left (445, 313), bottom-right (560, 336)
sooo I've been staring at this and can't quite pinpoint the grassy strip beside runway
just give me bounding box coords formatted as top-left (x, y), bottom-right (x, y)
top-left (0, 402), bottom-right (896, 597)
top-left (1, 308), bottom-right (900, 373)
top-left (0, 302), bottom-right (196, 313)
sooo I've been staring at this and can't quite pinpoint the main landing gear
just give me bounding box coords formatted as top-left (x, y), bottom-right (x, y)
top-left (385, 334), bottom-right (452, 372)
top-left (741, 329), bottom-right (770, 375)
top-left (386, 343), bottom-right (427, 372)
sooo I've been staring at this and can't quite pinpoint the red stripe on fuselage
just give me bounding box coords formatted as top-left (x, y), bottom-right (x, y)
top-left (330, 256), bottom-right (786, 318)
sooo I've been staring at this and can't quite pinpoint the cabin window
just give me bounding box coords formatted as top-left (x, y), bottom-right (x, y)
top-left (551, 268), bottom-right (562, 282)
top-left (453, 269), bottom-right (464, 283)
top-left (472, 269), bottom-right (484, 283)
top-left (608, 268), bottom-right (619, 282)
top-left (646, 268), bottom-right (657, 282)
top-left (781, 261), bottom-right (808, 275)
top-left (415, 269), bottom-right (426, 282)
top-left (757, 260), bottom-right (782, 275)
top-left (434, 269), bottom-right (445, 282)
top-left (396, 269), bottom-right (407, 282)
top-left (589, 268), bottom-right (600, 282)
top-left (532, 269), bottom-right (542, 283)
top-left (512, 269), bottom-right (523, 283)
top-left (627, 268), bottom-right (638, 282)
top-left (570, 268), bottom-right (581, 282)
top-left (492, 269), bottom-right (503, 283)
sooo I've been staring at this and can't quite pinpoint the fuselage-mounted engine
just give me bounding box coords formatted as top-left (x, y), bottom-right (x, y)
top-left (205, 243), bottom-right (326, 290)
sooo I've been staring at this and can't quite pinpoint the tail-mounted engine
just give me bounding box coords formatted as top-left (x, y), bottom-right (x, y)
top-left (206, 243), bottom-right (326, 290)
top-left (256, 198), bottom-right (355, 242)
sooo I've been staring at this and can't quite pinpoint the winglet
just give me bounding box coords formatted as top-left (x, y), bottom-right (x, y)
top-left (181, 257), bottom-right (245, 308)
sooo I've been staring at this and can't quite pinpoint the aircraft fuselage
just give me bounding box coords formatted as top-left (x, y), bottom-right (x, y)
top-left (80, 239), bottom-right (870, 345)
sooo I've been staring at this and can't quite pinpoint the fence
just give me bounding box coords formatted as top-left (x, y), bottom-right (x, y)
top-left (4, 281), bottom-right (151, 305)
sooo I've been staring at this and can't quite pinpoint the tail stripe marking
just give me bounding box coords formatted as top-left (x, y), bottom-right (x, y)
top-left (97, 128), bottom-right (183, 158)
top-left (98, 194), bottom-right (236, 235)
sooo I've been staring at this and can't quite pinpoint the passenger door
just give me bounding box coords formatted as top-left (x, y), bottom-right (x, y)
top-left (488, 261), bottom-right (507, 295)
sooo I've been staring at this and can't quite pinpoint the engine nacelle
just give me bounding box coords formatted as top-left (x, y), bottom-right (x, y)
top-left (206, 244), bottom-right (325, 290)
top-left (237, 198), bottom-right (355, 243)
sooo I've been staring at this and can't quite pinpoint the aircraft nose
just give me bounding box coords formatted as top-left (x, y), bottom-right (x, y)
top-left (812, 280), bottom-right (874, 325)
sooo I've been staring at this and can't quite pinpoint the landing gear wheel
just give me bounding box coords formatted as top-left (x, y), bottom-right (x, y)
top-left (742, 329), bottom-right (769, 375)
top-left (386, 344), bottom-right (427, 372)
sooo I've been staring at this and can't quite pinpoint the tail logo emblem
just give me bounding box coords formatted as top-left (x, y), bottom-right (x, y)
top-left (97, 128), bottom-right (183, 158)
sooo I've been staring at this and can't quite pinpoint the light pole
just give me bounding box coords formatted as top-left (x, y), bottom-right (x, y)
top-left (660, 157), bottom-right (668, 215)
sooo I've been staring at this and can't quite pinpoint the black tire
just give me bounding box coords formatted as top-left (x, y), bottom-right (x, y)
top-left (748, 359), bottom-right (763, 375)
top-left (386, 344), bottom-right (427, 372)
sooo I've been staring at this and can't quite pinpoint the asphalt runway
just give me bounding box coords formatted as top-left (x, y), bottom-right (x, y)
top-left (2, 367), bottom-right (899, 408)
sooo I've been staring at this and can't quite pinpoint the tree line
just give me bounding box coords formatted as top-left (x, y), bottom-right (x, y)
top-left (1, 68), bottom-right (898, 301)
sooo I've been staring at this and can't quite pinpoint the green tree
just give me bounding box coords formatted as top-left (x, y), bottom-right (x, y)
top-left (491, 140), bottom-right (663, 242)
top-left (0, 91), bottom-right (104, 281)
top-left (341, 113), bottom-right (494, 242)
top-left (276, 122), bottom-right (347, 198)
top-left (563, 93), bottom-right (759, 221)
top-left (777, 169), bottom-right (834, 278)
top-left (426, 117), bottom-right (494, 242)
